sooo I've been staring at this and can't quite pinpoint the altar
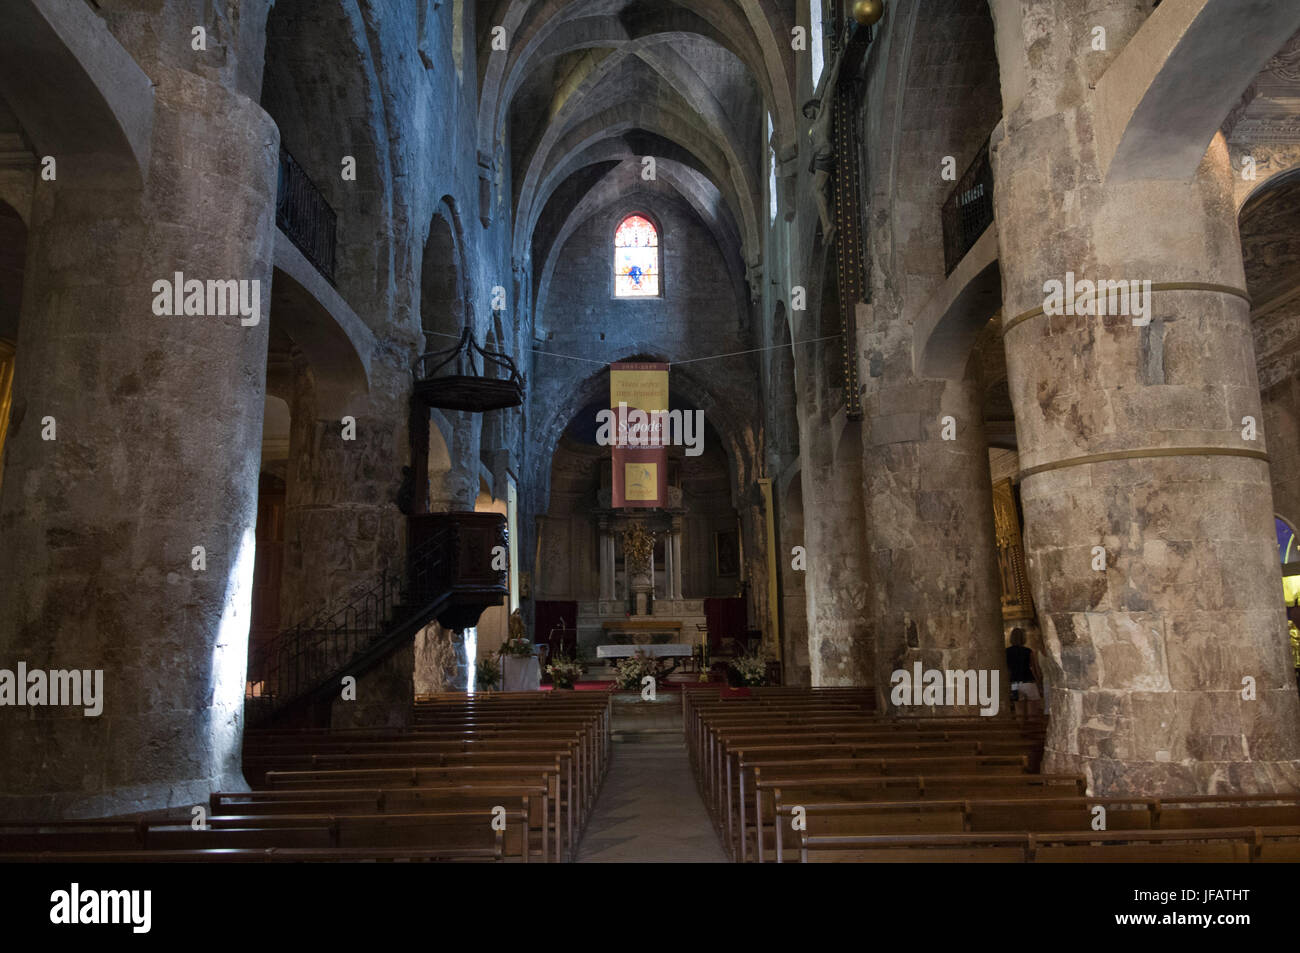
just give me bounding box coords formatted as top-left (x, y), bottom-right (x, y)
top-left (595, 643), bottom-right (693, 659)
top-left (500, 655), bottom-right (541, 691)
top-left (599, 619), bottom-right (682, 643)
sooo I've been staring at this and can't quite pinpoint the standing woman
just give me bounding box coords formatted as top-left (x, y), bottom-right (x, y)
top-left (1006, 627), bottom-right (1042, 717)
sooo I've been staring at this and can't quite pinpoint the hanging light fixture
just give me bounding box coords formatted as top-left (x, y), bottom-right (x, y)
top-left (851, 0), bottom-right (885, 27)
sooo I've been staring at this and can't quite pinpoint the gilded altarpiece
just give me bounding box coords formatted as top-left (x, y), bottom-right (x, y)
top-left (992, 478), bottom-right (1034, 620)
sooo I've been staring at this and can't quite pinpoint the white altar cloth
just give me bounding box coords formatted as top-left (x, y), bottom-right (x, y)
top-left (596, 643), bottom-right (693, 659)
top-left (501, 656), bottom-right (541, 690)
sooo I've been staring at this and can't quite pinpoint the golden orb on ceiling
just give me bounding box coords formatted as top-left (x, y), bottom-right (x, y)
top-left (851, 0), bottom-right (885, 27)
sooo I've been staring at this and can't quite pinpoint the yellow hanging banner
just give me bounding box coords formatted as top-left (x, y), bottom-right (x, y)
top-left (610, 362), bottom-right (668, 508)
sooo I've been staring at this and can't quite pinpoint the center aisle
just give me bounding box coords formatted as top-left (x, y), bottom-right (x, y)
top-left (576, 694), bottom-right (728, 863)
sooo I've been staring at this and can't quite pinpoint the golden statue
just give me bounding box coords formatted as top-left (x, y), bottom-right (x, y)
top-left (622, 521), bottom-right (655, 574)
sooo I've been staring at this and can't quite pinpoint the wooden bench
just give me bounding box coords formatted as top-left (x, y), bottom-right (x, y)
top-left (717, 741), bottom-right (1040, 856)
top-left (797, 826), bottom-right (1300, 863)
top-left (215, 785), bottom-right (552, 859)
top-left (746, 773), bottom-right (1088, 862)
top-left (770, 793), bottom-right (1300, 862)
top-left (0, 808), bottom-right (529, 862)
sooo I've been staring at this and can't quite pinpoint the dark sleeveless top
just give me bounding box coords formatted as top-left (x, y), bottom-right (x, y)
top-left (1006, 645), bottom-right (1034, 683)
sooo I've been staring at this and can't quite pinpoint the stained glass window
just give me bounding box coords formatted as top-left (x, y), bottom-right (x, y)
top-left (614, 214), bottom-right (659, 297)
top-left (1278, 517), bottom-right (1296, 566)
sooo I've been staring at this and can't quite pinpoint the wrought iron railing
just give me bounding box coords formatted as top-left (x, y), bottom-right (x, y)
top-left (245, 522), bottom-right (458, 722)
top-left (276, 146), bottom-right (337, 284)
top-left (411, 327), bottom-right (526, 412)
top-left (413, 327), bottom-right (523, 386)
top-left (941, 140), bottom-right (995, 276)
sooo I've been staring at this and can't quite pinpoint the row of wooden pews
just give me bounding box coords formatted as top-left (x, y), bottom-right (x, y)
top-left (684, 686), bottom-right (1300, 862)
top-left (0, 689), bottom-right (611, 863)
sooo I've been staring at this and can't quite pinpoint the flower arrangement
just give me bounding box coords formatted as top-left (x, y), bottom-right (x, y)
top-left (729, 647), bottom-right (768, 687)
top-left (546, 652), bottom-right (585, 689)
top-left (475, 655), bottom-right (501, 691)
top-left (611, 650), bottom-right (669, 691)
top-left (499, 637), bottom-right (534, 658)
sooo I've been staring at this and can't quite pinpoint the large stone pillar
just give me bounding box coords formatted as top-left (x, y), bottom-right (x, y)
top-left (863, 376), bottom-right (1007, 716)
top-left (598, 523), bottom-right (614, 599)
top-left (671, 527), bottom-right (684, 600)
top-left (663, 527), bottom-right (675, 600)
top-left (0, 66), bottom-right (278, 818)
top-left (800, 412), bottom-right (872, 685)
top-left (279, 352), bottom-right (414, 729)
top-left (991, 1), bottom-right (1300, 794)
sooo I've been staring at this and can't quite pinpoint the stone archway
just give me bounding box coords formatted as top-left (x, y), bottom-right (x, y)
top-left (260, 0), bottom-right (395, 318)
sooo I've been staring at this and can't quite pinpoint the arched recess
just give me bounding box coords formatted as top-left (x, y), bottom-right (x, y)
top-left (1241, 168), bottom-right (1300, 593)
top-left (887, 0), bottom-right (1002, 345)
top-left (1240, 169), bottom-right (1300, 319)
top-left (420, 198), bottom-right (471, 345)
top-left (529, 356), bottom-right (758, 536)
top-left (413, 197), bottom-right (480, 516)
top-left (0, 0), bottom-right (153, 187)
top-left (270, 232), bottom-right (375, 418)
top-left (260, 0), bottom-right (394, 318)
top-left (914, 227), bottom-right (1002, 380)
top-left (1094, 0), bottom-right (1300, 183)
top-left (536, 392), bottom-right (742, 614)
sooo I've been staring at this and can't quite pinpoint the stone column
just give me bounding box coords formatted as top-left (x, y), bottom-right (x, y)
top-left (799, 415), bottom-right (872, 686)
top-left (663, 529), bottom-right (674, 600)
top-left (278, 352), bottom-right (413, 730)
top-left (671, 528), bottom-right (684, 600)
top-left (0, 67), bottom-right (278, 818)
top-left (608, 534), bottom-right (618, 599)
top-left (598, 524), bottom-right (614, 599)
top-left (991, 1), bottom-right (1300, 794)
top-left (863, 376), bottom-right (1007, 718)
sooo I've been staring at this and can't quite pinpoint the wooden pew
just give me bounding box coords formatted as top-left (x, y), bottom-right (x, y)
top-left (718, 736), bottom-right (1043, 845)
top-left (0, 808), bottom-right (529, 862)
top-left (215, 785), bottom-right (551, 860)
top-left (797, 826), bottom-right (1300, 863)
top-left (772, 794), bottom-right (1300, 862)
top-left (748, 773), bottom-right (1087, 862)
top-left (735, 754), bottom-right (1032, 861)
top-left (2, 845), bottom-right (510, 863)
top-left (262, 761), bottom-right (570, 861)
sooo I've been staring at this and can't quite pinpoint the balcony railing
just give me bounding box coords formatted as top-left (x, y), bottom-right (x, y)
top-left (941, 140), bottom-right (995, 276)
top-left (276, 147), bottom-right (337, 284)
top-left (245, 512), bottom-right (507, 725)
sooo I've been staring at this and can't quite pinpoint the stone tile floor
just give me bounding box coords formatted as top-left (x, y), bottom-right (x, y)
top-left (575, 694), bottom-right (728, 863)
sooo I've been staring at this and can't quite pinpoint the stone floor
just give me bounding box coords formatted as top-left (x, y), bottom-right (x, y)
top-left (575, 694), bottom-right (728, 863)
